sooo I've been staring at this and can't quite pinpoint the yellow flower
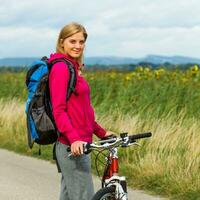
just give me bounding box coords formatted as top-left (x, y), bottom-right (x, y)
top-left (144, 67), bottom-right (150, 73)
top-left (191, 65), bottom-right (199, 75)
top-left (130, 72), bottom-right (136, 77)
top-left (158, 68), bottom-right (165, 74)
top-left (136, 66), bottom-right (143, 73)
top-left (193, 65), bottom-right (199, 72)
top-left (125, 75), bottom-right (131, 81)
top-left (154, 70), bottom-right (160, 79)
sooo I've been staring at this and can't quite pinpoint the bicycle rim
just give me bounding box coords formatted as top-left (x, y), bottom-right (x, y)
top-left (92, 186), bottom-right (116, 200)
top-left (99, 193), bottom-right (115, 200)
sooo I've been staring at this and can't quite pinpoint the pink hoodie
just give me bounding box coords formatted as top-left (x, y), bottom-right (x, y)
top-left (49, 53), bottom-right (106, 145)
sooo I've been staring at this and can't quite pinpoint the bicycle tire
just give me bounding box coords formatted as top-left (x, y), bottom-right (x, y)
top-left (91, 186), bottom-right (116, 200)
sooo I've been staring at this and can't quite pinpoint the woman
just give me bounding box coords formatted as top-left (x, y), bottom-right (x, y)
top-left (49, 22), bottom-right (114, 200)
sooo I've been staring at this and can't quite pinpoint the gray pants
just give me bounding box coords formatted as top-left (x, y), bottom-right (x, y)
top-left (56, 141), bottom-right (94, 200)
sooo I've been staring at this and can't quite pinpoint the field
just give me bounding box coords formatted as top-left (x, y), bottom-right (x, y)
top-left (0, 65), bottom-right (200, 199)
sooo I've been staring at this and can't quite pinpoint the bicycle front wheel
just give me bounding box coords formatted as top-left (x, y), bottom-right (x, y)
top-left (92, 186), bottom-right (116, 200)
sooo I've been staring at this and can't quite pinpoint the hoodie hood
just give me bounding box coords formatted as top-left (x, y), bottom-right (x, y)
top-left (49, 53), bottom-right (79, 70)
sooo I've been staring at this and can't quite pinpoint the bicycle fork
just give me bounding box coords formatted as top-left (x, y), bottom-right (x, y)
top-left (103, 148), bottom-right (128, 200)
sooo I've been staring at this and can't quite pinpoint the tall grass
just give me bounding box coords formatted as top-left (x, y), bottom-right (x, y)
top-left (1, 71), bottom-right (200, 120)
top-left (105, 113), bottom-right (200, 200)
top-left (0, 99), bottom-right (200, 199)
top-left (86, 71), bottom-right (200, 120)
top-left (0, 72), bottom-right (27, 100)
top-left (0, 99), bottom-right (28, 152)
top-left (0, 99), bottom-right (52, 158)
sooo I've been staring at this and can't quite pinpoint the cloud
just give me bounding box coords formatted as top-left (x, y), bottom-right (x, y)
top-left (114, 26), bottom-right (200, 58)
top-left (2, 0), bottom-right (200, 29)
top-left (0, 26), bottom-right (58, 57)
top-left (85, 26), bottom-right (200, 58)
top-left (0, 0), bottom-right (200, 58)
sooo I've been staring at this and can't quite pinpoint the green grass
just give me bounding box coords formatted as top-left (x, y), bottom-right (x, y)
top-left (1, 70), bottom-right (200, 120)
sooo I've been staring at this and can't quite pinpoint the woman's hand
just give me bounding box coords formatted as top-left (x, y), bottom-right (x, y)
top-left (71, 141), bottom-right (86, 156)
top-left (104, 130), bottom-right (117, 137)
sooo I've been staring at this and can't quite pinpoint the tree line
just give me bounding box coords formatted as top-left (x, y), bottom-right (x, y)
top-left (0, 62), bottom-right (198, 73)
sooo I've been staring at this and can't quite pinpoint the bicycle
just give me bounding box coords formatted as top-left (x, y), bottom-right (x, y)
top-left (80, 132), bottom-right (152, 200)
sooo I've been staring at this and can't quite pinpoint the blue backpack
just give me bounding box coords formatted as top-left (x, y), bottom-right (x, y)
top-left (25, 57), bottom-right (77, 149)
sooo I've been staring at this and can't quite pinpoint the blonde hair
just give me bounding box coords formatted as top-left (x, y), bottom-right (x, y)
top-left (56, 22), bottom-right (88, 66)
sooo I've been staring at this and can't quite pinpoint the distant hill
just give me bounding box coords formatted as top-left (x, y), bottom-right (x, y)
top-left (142, 55), bottom-right (200, 65)
top-left (0, 55), bottom-right (200, 67)
top-left (85, 56), bottom-right (139, 65)
top-left (0, 57), bottom-right (39, 67)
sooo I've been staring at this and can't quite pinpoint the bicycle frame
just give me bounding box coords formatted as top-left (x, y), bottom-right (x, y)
top-left (102, 148), bottom-right (118, 182)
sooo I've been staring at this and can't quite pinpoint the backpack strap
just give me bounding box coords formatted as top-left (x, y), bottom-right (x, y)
top-left (48, 58), bottom-right (78, 101)
top-left (62, 59), bottom-right (78, 100)
top-left (25, 60), bottom-right (46, 87)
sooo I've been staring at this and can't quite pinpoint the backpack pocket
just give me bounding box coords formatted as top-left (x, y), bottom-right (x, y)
top-left (31, 105), bottom-right (57, 145)
top-left (32, 106), bottom-right (55, 133)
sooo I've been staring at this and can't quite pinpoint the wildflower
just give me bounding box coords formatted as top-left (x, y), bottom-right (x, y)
top-left (154, 70), bottom-right (160, 79)
top-left (144, 67), bottom-right (150, 74)
top-left (125, 75), bottom-right (131, 81)
top-left (191, 65), bottom-right (199, 76)
top-left (135, 66), bottom-right (143, 73)
top-left (130, 72), bottom-right (136, 77)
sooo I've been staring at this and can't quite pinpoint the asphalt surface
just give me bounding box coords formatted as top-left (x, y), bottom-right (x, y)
top-left (0, 149), bottom-right (166, 200)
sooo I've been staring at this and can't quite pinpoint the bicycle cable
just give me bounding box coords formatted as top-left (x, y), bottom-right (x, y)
top-left (93, 149), bottom-right (109, 180)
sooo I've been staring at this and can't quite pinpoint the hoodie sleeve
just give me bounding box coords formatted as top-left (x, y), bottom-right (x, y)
top-left (49, 62), bottom-right (81, 144)
top-left (93, 121), bottom-right (106, 138)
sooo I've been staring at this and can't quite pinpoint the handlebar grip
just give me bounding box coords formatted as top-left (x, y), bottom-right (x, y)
top-left (66, 143), bottom-right (91, 154)
top-left (84, 143), bottom-right (91, 154)
top-left (129, 132), bottom-right (152, 142)
top-left (67, 146), bottom-right (71, 152)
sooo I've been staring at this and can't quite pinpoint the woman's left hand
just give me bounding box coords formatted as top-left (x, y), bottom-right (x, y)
top-left (104, 130), bottom-right (117, 137)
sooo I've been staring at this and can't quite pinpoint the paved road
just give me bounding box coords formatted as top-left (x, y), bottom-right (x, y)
top-left (0, 149), bottom-right (166, 200)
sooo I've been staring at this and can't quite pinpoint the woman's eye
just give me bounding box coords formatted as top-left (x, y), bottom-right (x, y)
top-left (80, 41), bottom-right (85, 45)
top-left (69, 40), bottom-right (85, 45)
top-left (70, 40), bottom-right (76, 44)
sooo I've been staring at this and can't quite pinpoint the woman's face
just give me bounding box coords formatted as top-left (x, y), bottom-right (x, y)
top-left (62, 32), bottom-right (85, 59)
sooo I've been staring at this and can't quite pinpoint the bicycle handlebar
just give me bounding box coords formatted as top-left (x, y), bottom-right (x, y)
top-left (67, 132), bottom-right (152, 154)
top-left (128, 132), bottom-right (152, 143)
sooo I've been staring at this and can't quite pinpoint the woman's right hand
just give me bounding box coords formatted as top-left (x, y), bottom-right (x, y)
top-left (71, 141), bottom-right (86, 156)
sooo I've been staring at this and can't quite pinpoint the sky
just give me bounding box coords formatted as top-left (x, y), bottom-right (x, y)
top-left (1, 0), bottom-right (200, 59)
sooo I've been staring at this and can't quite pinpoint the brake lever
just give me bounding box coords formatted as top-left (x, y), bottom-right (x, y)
top-left (68, 153), bottom-right (72, 157)
top-left (121, 140), bottom-right (141, 148)
top-left (128, 142), bottom-right (141, 147)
